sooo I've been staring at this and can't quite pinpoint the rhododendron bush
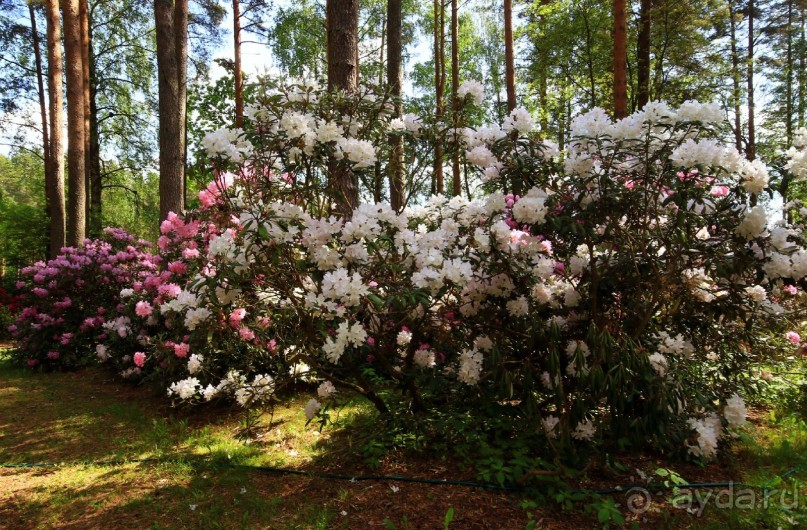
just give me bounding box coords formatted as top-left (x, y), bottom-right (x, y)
top-left (9, 229), bottom-right (158, 368)
top-left (10, 81), bottom-right (807, 460)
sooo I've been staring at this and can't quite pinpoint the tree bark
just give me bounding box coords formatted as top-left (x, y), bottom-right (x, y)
top-left (728, 1), bottom-right (743, 152)
top-left (451, 0), bottom-right (461, 196)
top-left (79, 0), bottom-right (91, 235)
top-left (88, 19), bottom-right (102, 237)
top-left (434, 0), bottom-right (444, 194)
top-left (636, 0), bottom-right (651, 110)
top-left (612, 0), bottom-right (628, 119)
top-left (799, 8), bottom-right (805, 129)
top-left (327, 0), bottom-right (359, 91)
top-left (29, 4), bottom-right (50, 214)
top-left (45, 0), bottom-right (65, 257)
top-left (504, 0), bottom-right (516, 112)
top-left (387, 0), bottom-right (405, 211)
top-left (63, 0), bottom-right (86, 247)
top-left (155, 0), bottom-right (187, 221)
top-left (746, 0), bottom-right (755, 161)
top-left (176, 0), bottom-right (188, 207)
top-left (786, 0), bottom-right (794, 146)
top-left (326, 0), bottom-right (360, 216)
top-left (233, 0), bottom-right (244, 128)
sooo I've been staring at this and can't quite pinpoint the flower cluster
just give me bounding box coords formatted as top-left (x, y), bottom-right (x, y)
top-left (12, 84), bottom-right (807, 462)
top-left (9, 229), bottom-right (158, 369)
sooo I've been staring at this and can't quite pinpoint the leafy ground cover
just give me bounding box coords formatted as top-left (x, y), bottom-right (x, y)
top-left (0, 344), bottom-right (805, 529)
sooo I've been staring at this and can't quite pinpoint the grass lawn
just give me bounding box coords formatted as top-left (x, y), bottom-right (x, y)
top-left (0, 346), bottom-right (805, 529)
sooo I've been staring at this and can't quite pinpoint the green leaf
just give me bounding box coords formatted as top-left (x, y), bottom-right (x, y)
top-left (443, 507), bottom-right (454, 529)
top-left (367, 293), bottom-right (385, 308)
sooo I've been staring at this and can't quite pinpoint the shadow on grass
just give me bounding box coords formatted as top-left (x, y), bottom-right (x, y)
top-left (0, 357), bottom-right (531, 529)
top-left (0, 461), bottom-right (342, 530)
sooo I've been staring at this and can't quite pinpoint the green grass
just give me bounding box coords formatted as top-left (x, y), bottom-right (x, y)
top-left (1, 348), bottom-right (806, 529)
top-left (0, 354), bottom-right (371, 529)
top-left (681, 412), bottom-right (807, 529)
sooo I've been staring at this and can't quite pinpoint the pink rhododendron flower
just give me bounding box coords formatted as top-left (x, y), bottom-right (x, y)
top-left (239, 327), bottom-right (255, 341)
top-left (158, 283), bottom-right (182, 298)
top-left (783, 285), bottom-right (798, 295)
top-left (135, 301), bottom-right (153, 317)
top-left (174, 342), bottom-right (190, 358)
top-left (229, 308), bottom-right (247, 327)
top-left (711, 186), bottom-right (730, 197)
top-left (133, 352), bottom-right (146, 367)
top-left (182, 247), bottom-right (200, 260)
top-left (786, 331), bottom-right (801, 344)
top-left (168, 261), bottom-right (188, 275)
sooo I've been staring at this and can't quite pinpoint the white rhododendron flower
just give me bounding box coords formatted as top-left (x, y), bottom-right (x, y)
top-left (168, 377), bottom-right (201, 400)
top-left (466, 145), bottom-right (497, 167)
top-left (458, 348), bottom-right (483, 385)
top-left (736, 205), bottom-right (768, 240)
top-left (503, 107), bottom-right (536, 134)
top-left (675, 100), bottom-right (724, 124)
top-left (542, 416), bottom-right (560, 438)
top-left (571, 420), bottom-right (596, 441)
top-left (403, 113), bottom-right (423, 134)
top-left (687, 415), bottom-right (721, 460)
top-left (723, 394), bottom-right (747, 428)
top-left (201, 128), bottom-right (253, 162)
top-left (744, 285), bottom-right (767, 303)
top-left (305, 398), bottom-right (322, 420)
top-left (317, 381), bottom-right (337, 399)
top-left (457, 80), bottom-right (484, 105)
top-left (338, 137), bottom-right (377, 168)
top-left (739, 159), bottom-right (770, 194)
top-left (648, 352), bottom-right (668, 376)
top-left (511, 189), bottom-right (548, 225)
top-left (187, 354), bottom-right (204, 374)
top-left (396, 329), bottom-right (413, 347)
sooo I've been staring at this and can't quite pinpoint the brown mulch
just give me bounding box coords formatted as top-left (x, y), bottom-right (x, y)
top-left (0, 359), bottom-right (766, 529)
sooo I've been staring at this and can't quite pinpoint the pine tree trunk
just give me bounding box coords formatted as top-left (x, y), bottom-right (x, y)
top-left (612, 0), bottom-right (628, 119)
top-left (747, 0), bottom-right (755, 161)
top-left (327, 0), bottom-right (359, 91)
top-left (233, 0), bottom-right (244, 128)
top-left (504, 0), bottom-right (516, 112)
top-left (63, 0), bottom-right (86, 247)
top-left (45, 0), bottom-right (65, 257)
top-left (799, 8), bottom-right (806, 129)
top-left (433, 0), bottom-right (444, 194)
top-left (155, 0), bottom-right (187, 221)
top-left (786, 0), bottom-right (794, 146)
top-left (326, 0), bottom-right (360, 216)
top-left (379, 4), bottom-right (386, 86)
top-left (729, 1), bottom-right (743, 152)
top-left (29, 4), bottom-right (51, 217)
top-left (636, 0), bottom-right (651, 110)
top-left (387, 0), bottom-right (405, 211)
top-left (80, 0), bottom-right (91, 235)
top-left (89, 22), bottom-right (102, 237)
top-left (175, 0), bottom-right (188, 207)
top-left (451, 0), bottom-right (461, 196)
top-left (537, 0), bottom-right (550, 133)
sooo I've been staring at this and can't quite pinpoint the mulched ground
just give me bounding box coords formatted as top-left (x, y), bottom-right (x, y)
top-left (0, 358), bottom-right (762, 529)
